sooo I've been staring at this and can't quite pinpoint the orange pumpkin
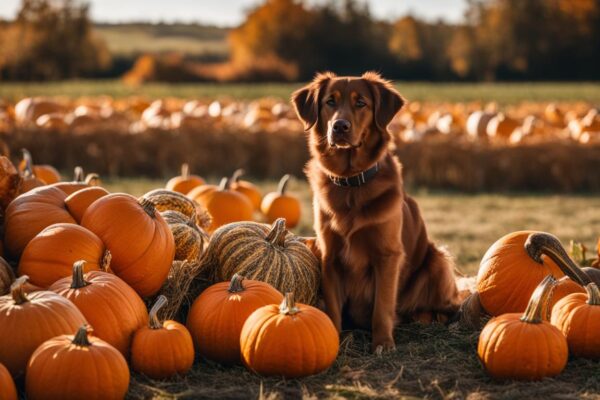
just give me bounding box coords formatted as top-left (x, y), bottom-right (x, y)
top-left (477, 231), bottom-right (564, 316)
top-left (189, 177), bottom-right (253, 232)
top-left (187, 274), bottom-right (283, 364)
top-left (64, 186), bottom-right (109, 223)
top-left (0, 363), bottom-right (17, 400)
top-left (50, 260), bottom-right (148, 357)
top-left (50, 166), bottom-right (99, 195)
top-left (0, 276), bottom-right (87, 377)
top-left (230, 169), bottom-right (262, 211)
top-left (26, 326), bottom-right (129, 400)
top-left (18, 148), bottom-right (61, 184)
top-left (18, 151), bottom-right (45, 194)
top-left (261, 174), bottom-right (301, 228)
top-left (240, 292), bottom-right (339, 378)
top-left (131, 295), bottom-right (194, 379)
top-left (166, 163), bottom-right (205, 194)
top-left (81, 194), bottom-right (175, 297)
top-left (19, 223), bottom-right (109, 288)
top-left (547, 276), bottom-right (585, 313)
top-left (478, 275), bottom-right (568, 380)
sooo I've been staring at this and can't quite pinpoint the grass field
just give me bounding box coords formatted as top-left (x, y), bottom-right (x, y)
top-left (101, 178), bottom-right (600, 399)
top-left (3, 80), bottom-right (600, 103)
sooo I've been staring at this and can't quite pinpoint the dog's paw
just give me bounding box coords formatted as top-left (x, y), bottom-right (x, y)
top-left (372, 338), bottom-right (396, 355)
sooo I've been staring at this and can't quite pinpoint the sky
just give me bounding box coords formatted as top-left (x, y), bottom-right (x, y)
top-left (0, 0), bottom-right (468, 26)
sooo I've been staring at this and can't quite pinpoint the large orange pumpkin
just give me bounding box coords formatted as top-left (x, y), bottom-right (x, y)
top-left (0, 363), bottom-right (17, 400)
top-left (166, 163), bottom-right (205, 194)
top-left (187, 274), bottom-right (283, 364)
top-left (0, 276), bottom-right (87, 377)
top-left (50, 260), bottom-right (148, 357)
top-left (230, 169), bottom-right (262, 211)
top-left (81, 194), bottom-right (175, 297)
top-left (261, 174), bottom-right (301, 228)
top-left (478, 275), bottom-right (568, 380)
top-left (131, 295), bottom-right (194, 379)
top-left (26, 326), bottom-right (129, 400)
top-left (241, 292), bottom-right (339, 378)
top-left (477, 231), bottom-right (565, 316)
top-left (189, 177), bottom-right (253, 232)
top-left (19, 223), bottom-right (109, 288)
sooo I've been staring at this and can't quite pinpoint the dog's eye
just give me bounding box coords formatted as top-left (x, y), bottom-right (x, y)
top-left (356, 99), bottom-right (367, 108)
top-left (326, 98), bottom-right (336, 107)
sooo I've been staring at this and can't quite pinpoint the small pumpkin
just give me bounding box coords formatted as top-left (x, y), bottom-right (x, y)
top-left (131, 295), bottom-right (194, 379)
top-left (189, 177), bottom-right (253, 232)
top-left (551, 281), bottom-right (600, 359)
top-left (240, 292), bottom-right (339, 378)
top-left (204, 218), bottom-right (319, 304)
top-left (81, 194), bottom-right (175, 297)
top-left (161, 210), bottom-right (207, 262)
top-left (187, 274), bottom-right (283, 364)
top-left (261, 174), bottom-right (301, 228)
top-left (0, 276), bottom-right (87, 377)
top-left (477, 231), bottom-right (565, 316)
top-left (26, 326), bottom-right (129, 400)
top-left (477, 275), bottom-right (568, 380)
top-left (51, 166), bottom-right (99, 195)
top-left (230, 169), bottom-right (262, 211)
top-left (0, 257), bottom-right (15, 296)
top-left (547, 276), bottom-right (585, 313)
top-left (143, 188), bottom-right (211, 228)
top-left (64, 186), bottom-right (109, 223)
top-left (49, 260), bottom-right (148, 357)
top-left (18, 150), bottom-right (45, 194)
top-left (19, 223), bottom-right (109, 288)
top-left (18, 148), bottom-right (61, 184)
top-left (0, 363), bottom-right (17, 400)
top-left (166, 163), bottom-right (205, 194)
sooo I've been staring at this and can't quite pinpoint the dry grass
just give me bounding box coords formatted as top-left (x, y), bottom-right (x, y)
top-left (100, 179), bottom-right (600, 399)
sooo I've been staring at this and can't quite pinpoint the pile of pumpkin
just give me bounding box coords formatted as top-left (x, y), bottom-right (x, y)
top-left (463, 231), bottom-right (600, 380)
top-left (0, 153), bottom-right (336, 399)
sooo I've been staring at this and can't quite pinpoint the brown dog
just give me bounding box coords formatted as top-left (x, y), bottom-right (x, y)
top-left (292, 72), bottom-right (460, 353)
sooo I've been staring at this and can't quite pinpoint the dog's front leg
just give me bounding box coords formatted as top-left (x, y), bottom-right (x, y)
top-left (372, 251), bottom-right (402, 353)
top-left (321, 254), bottom-right (343, 332)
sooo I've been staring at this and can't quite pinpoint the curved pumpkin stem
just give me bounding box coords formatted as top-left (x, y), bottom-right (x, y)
top-left (10, 275), bottom-right (30, 305)
top-left (231, 168), bottom-right (245, 183)
top-left (525, 232), bottom-right (592, 286)
top-left (138, 197), bottom-right (157, 218)
top-left (266, 218), bottom-right (287, 248)
top-left (72, 325), bottom-right (92, 347)
top-left (218, 177), bottom-right (230, 191)
top-left (277, 174), bottom-right (291, 195)
top-left (228, 273), bottom-right (246, 293)
top-left (521, 275), bottom-right (556, 324)
top-left (148, 295), bottom-right (168, 329)
top-left (73, 166), bottom-right (85, 182)
top-left (280, 292), bottom-right (300, 316)
top-left (85, 173), bottom-right (100, 186)
top-left (100, 250), bottom-right (112, 272)
top-left (585, 283), bottom-right (600, 306)
top-left (181, 163), bottom-right (190, 179)
top-left (21, 148), bottom-right (35, 178)
top-left (70, 260), bottom-right (90, 289)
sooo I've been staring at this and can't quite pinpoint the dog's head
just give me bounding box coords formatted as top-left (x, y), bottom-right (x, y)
top-left (292, 71), bottom-right (404, 175)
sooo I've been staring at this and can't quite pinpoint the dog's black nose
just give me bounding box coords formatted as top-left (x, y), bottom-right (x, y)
top-left (332, 119), bottom-right (351, 134)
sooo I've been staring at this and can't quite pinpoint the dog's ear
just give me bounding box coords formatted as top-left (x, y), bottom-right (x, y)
top-left (291, 72), bottom-right (335, 131)
top-left (363, 71), bottom-right (405, 131)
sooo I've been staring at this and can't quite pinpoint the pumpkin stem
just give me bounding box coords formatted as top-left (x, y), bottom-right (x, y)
top-left (72, 325), bottom-right (92, 347)
top-left (85, 173), bottom-right (100, 186)
top-left (218, 177), bottom-right (230, 191)
top-left (231, 168), bottom-right (245, 183)
top-left (138, 197), bottom-right (157, 218)
top-left (521, 275), bottom-right (556, 324)
top-left (73, 166), bottom-right (85, 182)
top-left (70, 260), bottom-right (90, 289)
top-left (525, 232), bottom-right (592, 286)
top-left (148, 295), bottom-right (168, 329)
top-left (21, 148), bottom-right (35, 178)
top-left (11, 275), bottom-right (30, 305)
top-left (266, 218), bottom-right (287, 248)
top-left (585, 283), bottom-right (600, 306)
top-left (181, 163), bottom-right (190, 179)
top-left (279, 292), bottom-right (300, 315)
top-left (100, 250), bottom-right (112, 271)
top-left (277, 174), bottom-right (291, 195)
top-left (228, 273), bottom-right (246, 293)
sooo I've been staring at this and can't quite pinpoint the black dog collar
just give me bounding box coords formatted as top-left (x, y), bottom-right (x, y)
top-left (328, 163), bottom-right (379, 187)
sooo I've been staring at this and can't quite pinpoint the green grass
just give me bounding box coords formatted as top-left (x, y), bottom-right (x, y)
top-left (2, 80), bottom-right (600, 103)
